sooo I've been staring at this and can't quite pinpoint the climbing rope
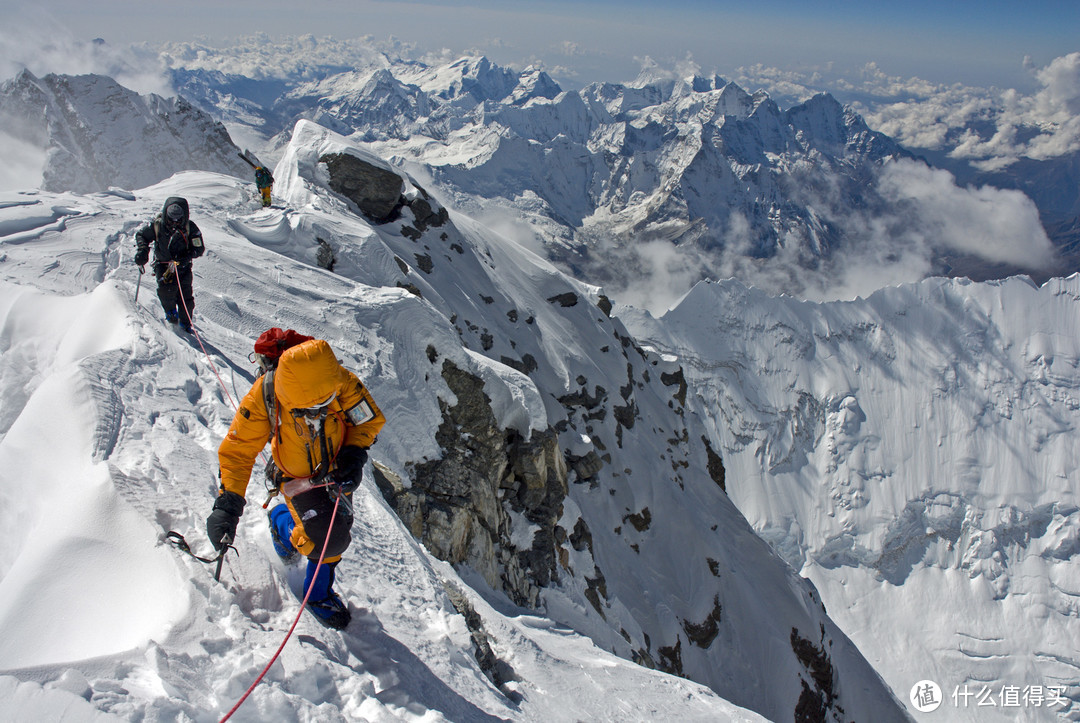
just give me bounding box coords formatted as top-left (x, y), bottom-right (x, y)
top-left (158, 262), bottom-right (349, 720)
top-left (219, 492), bottom-right (343, 723)
top-left (172, 261), bottom-right (238, 411)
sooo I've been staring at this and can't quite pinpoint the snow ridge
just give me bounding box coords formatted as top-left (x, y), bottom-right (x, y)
top-left (0, 122), bottom-right (905, 721)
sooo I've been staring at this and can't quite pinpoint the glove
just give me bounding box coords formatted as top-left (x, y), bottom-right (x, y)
top-left (332, 445), bottom-right (368, 493)
top-left (135, 247), bottom-right (149, 266)
top-left (206, 490), bottom-right (246, 550)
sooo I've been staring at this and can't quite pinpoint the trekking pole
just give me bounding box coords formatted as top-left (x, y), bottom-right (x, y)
top-left (214, 533), bottom-right (232, 582)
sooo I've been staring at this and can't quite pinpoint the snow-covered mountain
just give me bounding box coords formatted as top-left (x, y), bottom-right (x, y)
top-left (0, 70), bottom-right (251, 194)
top-left (164, 50), bottom-right (1069, 308)
top-left (621, 274), bottom-right (1080, 721)
top-left (0, 119), bottom-right (910, 721)
top-left (2, 42), bottom-right (1077, 722)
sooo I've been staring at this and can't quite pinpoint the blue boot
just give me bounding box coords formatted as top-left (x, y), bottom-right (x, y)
top-left (165, 309), bottom-right (179, 324)
top-left (268, 505), bottom-right (299, 563)
top-left (304, 560), bottom-right (350, 630)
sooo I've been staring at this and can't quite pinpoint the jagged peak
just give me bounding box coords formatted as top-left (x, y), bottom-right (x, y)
top-left (448, 54), bottom-right (491, 71)
top-left (749, 89), bottom-right (780, 115)
top-left (509, 65), bottom-right (562, 104)
top-left (412, 54), bottom-right (518, 104)
top-left (8, 67), bottom-right (41, 86)
top-left (785, 92), bottom-right (860, 140)
top-left (360, 67), bottom-right (415, 94)
top-left (627, 60), bottom-right (678, 94)
top-left (689, 74), bottom-right (727, 93)
top-left (445, 54), bottom-right (511, 83)
top-left (709, 81), bottom-right (754, 118)
top-left (799, 92), bottom-right (844, 114)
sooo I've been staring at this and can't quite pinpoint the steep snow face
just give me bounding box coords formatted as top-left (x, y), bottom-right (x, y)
top-left (270, 121), bottom-right (910, 721)
top-left (0, 177), bottom-right (768, 722)
top-left (623, 274), bottom-right (1080, 720)
top-left (0, 71), bottom-right (252, 194)
top-left (0, 121), bottom-right (907, 722)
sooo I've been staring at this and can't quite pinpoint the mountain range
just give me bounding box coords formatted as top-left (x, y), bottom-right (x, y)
top-left (0, 115), bottom-right (914, 721)
top-left (0, 44), bottom-right (1077, 721)
top-left (164, 53), bottom-right (1075, 304)
top-left (6, 47), bottom-right (1071, 311)
top-left (0, 70), bottom-right (251, 193)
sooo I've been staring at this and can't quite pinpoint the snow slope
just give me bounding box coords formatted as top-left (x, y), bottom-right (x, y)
top-left (0, 176), bottom-right (766, 721)
top-left (622, 275), bottom-right (1080, 721)
top-left (0, 121), bottom-right (910, 721)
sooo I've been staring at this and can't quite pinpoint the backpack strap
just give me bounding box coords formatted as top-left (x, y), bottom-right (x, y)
top-left (259, 362), bottom-right (344, 485)
top-left (152, 217), bottom-right (194, 261)
top-left (262, 369), bottom-right (279, 439)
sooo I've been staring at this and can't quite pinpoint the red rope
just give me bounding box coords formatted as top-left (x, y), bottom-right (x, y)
top-left (171, 262), bottom-right (238, 411)
top-left (219, 493), bottom-right (342, 722)
top-left (164, 262), bottom-right (348, 718)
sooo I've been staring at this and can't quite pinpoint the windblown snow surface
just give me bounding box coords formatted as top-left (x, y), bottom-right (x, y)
top-left (1, 115), bottom-right (1074, 722)
top-left (0, 121), bottom-right (910, 722)
top-left (622, 274), bottom-right (1080, 722)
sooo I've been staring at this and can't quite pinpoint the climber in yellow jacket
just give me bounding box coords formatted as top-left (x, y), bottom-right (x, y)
top-left (207, 334), bottom-right (385, 629)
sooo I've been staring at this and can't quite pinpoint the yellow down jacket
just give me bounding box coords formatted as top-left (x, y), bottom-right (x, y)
top-left (218, 339), bottom-right (386, 498)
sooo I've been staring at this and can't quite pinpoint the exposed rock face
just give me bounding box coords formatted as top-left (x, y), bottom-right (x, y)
top-left (319, 152), bottom-right (404, 222)
top-left (315, 237), bottom-right (335, 271)
top-left (319, 152), bottom-right (452, 239)
top-left (372, 359), bottom-right (568, 608)
top-left (791, 625), bottom-right (839, 723)
top-left (441, 580), bottom-right (518, 696)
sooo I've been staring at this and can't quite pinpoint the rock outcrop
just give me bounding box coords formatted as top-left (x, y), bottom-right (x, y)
top-left (373, 359), bottom-right (568, 608)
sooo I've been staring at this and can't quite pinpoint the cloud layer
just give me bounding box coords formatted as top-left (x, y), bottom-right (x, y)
top-left (733, 54), bottom-right (1080, 171)
top-left (606, 159), bottom-right (1056, 313)
top-left (0, 12), bottom-right (172, 96)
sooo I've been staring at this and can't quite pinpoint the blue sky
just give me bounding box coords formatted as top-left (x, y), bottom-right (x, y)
top-left (3, 0), bottom-right (1078, 91)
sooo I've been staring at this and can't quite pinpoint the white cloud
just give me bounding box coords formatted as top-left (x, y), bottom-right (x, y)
top-left (153, 34), bottom-right (393, 81)
top-left (1034, 52), bottom-right (1080, 116)
top-left (727, 54), bottom-right (1080, 169)
top-left (875, 159), bottom-right (1056, 269)
top-left (730, 62), bottom-right (830, 102)
top-left (607, 238), bottom-right (715, 314)
top-left (0, 14), bottom-right (172, 96)
top-left (858, 54), bottom-right (1080, 166)
top-left (606, 158), bottom-right (1057, 312)
top-left (0, 129), bottom-right (46, 191)
top-left (555, 41), bottom-right (586, 58)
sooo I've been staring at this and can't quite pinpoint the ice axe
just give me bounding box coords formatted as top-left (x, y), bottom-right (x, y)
top-left (215, 533), bottom-right (232, 581)
top-left (135, 265), bottom-right (144, 303)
